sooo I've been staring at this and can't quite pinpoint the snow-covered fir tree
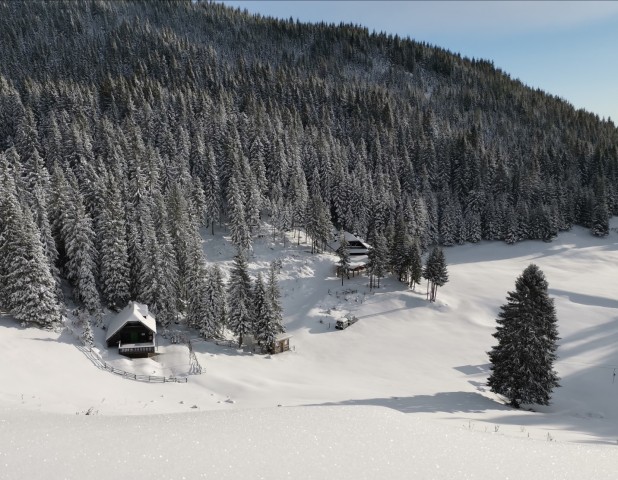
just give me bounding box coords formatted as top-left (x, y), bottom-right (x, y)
top-left (227, 175), bottom-right (252, 253)
top-left (0, 165), bottom-right (62, 328)
top-left (199, 265), bottom-right (226, 339)
top-left (227, 252), bottom-right (254, 347)
top-left (98, 174), bottom-right (130, 311)
top-left (487, 264), bottom-right (560, 408)
top-left (336, 230), bottom-right (351, 285)
top-left (252, 272), bottom-right (281, 349)
top-left (267, 261), bottom-right (284, 330)
top-left (367, 233), bottom-right (388, 289)
top-left (0, 0), bottom-right (616, 330)
top-left (407, 237), bottom-right (423, 291)
top-left (422, 246), bottom-right (449, 302)
top-left (62, 176), bottom-right (100, 313)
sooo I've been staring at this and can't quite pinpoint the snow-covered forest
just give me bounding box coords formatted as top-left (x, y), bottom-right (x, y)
top-left (0, 0), bottom-right (617, 327)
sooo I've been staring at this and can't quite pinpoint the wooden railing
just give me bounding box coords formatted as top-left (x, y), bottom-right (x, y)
top-left (76, 345), bottom-right (188, 383)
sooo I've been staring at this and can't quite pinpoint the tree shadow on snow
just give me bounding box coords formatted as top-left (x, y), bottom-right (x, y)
top-left (308, 391), bottom-right (509, 415)
top-left (557, 315), bottom-right (618, 361)
top-left (549, 288), bottom-right (618, 310)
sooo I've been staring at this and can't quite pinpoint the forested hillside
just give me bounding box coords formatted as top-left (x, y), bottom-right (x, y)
top-left (0, 0), bottom-right (616, 329)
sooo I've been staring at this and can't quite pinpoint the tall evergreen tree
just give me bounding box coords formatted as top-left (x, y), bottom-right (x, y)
top-left (63, 180), bottom-right (100, 313)
top-left (487, 264), bottom-right (560, 408)
top-left (0, 167), bottom-right (62, 328)
top-left (336, 230), bottom-right (351, 285)
top-left (227, 175), bottom-right (252, 252)
top-left (227, 252), bottom-right (254, 347)
top-left (253, 272), bottom-right (279, 349)
top-left (199, 265), bottom-right (226, 339)
top-left (267, 261), bottom-right (284, 329)
top-left (422, 246), bottom-right (449, 302)
top-left (407, 237), bottom-right (423, 290)
top-left (367, 233), bottom-right (388, 289)
top-left (99, 175), bottom-right (130, 310)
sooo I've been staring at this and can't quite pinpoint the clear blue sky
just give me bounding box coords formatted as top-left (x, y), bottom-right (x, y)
top-left (220, 1), bottom-right (618, 123)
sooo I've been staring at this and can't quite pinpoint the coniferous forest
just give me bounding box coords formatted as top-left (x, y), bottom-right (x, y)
top-left (0, 0), bottom-right (617, 330)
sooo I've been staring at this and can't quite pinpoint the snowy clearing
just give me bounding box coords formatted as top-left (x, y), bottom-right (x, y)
top-left (1, 220), bottom-right (617, 478)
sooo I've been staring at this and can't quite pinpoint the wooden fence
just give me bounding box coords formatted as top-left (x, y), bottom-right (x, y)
top-left (76, 345), bottom-right (188, 383)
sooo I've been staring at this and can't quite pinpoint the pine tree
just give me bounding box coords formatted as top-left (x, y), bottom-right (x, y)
top-left (200, 265), bottom-right (226, 339)
top-left (252, 272), bottom-right (272, 345)
top-left (267, 261), bottom-right (284, 330)
top-left (407, 237), bottom-right (423, 290)
top-left (185, 240), bottom-right (209, 331)
top-left (227, 252), bottom-right (254, 347)
top-left (422, 246), bottom-right (448, 302)
top-left (79, 309), bottom-right (94, 347)
top-left (63, 180), bottom-right (100, 313)
top-left (390, 218), bottom-right (410, 283)
top-left (0, 168), bottom-right (62, 328)
top-left (367, 233), bottom-right (388, 289)
top-left (590, 179), bottom-right (609, 237)
top-left (487, 264), bottom-right (560, 408)
top-left (203, 145), bottom-right (221, 235)
top-left (99, 175), bottom-right (130, 310)
top-left (227, 175), bottom-right (252, 252)
top-left (336, 230), bottom-right (351, 285)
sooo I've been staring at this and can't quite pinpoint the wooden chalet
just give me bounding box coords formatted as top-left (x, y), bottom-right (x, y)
top-left (328, 230), bottom-right (371, 256)
top-left (106, 302), bottom-right (157, 357)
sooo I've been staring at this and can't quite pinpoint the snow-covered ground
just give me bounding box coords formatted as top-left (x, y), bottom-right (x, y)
top-left (1, 220), bottom-right (617, 478)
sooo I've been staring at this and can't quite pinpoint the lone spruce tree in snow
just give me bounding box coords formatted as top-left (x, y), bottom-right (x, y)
top-left (422, 246), bottom-right (448, 302)
top-left (487, 264), bottom-right (560, 408)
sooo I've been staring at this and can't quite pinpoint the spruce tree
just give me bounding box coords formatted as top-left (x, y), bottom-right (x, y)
top-left (267, 261), bottom-right (284, 330)
top-left (199, 265), bottom-right (226, 339)
top-left (227, 252), bottom-right (254, 347)
top-left (367, 233), bottom-right (388, 289)
top-left (227, 175), bottom-right (252, 253)
top-left (99, 175), bottom-right (130, 310)
top-left (336, 230), bottom-right (350, 285)
top-left (0, 178), bottom-right (62, 328)
top-left (63, 181), bottom-right (100, 313)
top-left (487, 264), bottom-right (560, 408)
top-left (253, 272), bottom-right (274, 347)
top-left (407, 237), bottom-right (423, 291)
top-left (422, 247), bottom-right (448, 302)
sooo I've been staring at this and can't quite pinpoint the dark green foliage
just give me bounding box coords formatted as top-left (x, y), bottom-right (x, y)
top-left (422, 247), bottom-right (448, 302)
top-left (253, 272), bottom-right (283, 349)
top-left (487, 264), bottom-right (560, 408)
top-left (367, 233), bottom-right (388, 289)
top-left (0, 0), bottom-right (616, 329)
top-left (0, 161), bottom-right (62, 328)
top-left (336, 230), bottom-right (351, 285)
top-left (227, 252), bottom-right (254, 347)
top-left (407, 237), bottom-right (423, 290)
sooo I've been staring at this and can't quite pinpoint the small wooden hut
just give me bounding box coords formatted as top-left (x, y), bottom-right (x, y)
top-left (106, 302), bottom-right (157, 357)
top-left (270, 333), bottom-right (292, 354)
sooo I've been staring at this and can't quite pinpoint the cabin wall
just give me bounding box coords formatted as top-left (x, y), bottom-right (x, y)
top-left (107, 322), bottom-right (154, 346)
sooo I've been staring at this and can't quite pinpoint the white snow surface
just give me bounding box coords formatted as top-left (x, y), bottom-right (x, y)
top-left (1, 220), bottom-right (618, 479)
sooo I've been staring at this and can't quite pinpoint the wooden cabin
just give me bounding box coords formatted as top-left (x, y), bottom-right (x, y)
top-left (106, 302), bottom-right (157, 357)
top-left (328, 230), bottom-right (371, 256)
top-left (270, 334), bottom-right (292, 354)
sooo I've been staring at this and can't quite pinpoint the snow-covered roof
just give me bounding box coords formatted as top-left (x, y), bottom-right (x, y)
top-left (106, 302), bottom-right (156, 342)
top-left (328, 230), bottom-right (371, 252)
top-left (275, 333), bottom-right (292, 341)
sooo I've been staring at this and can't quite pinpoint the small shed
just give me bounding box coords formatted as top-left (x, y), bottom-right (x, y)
top-left (270, 333), bottom-right (292, 354)
top-left (106, 302), bottom-right (157, 357)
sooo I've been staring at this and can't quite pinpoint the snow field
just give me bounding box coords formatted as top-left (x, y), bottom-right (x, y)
top-left (0, 220), bottom-right (617, 478)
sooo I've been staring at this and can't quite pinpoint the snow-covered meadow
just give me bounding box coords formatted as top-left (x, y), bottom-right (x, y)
top-left (1, 220), bottom-right (617, 478)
